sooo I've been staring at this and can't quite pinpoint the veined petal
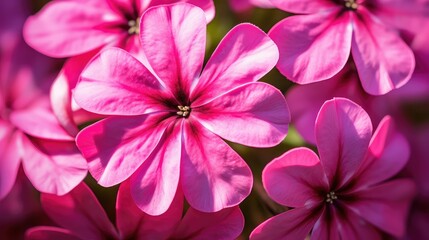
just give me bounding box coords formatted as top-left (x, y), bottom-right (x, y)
top-left (193, 82), bottom-right (289, 147)
top-left (40, 183), bottom-right (118, 240)
top-left (250, 207), bottom-right (321, 240)
top-left (130, 120), bottom-right (182, 215)
top-left (23, 1), bottom-right (120, 58)
top-left (193, 23), bottom-right (278, 105)
top-left (270, 0), bottom-right (337, 14)
top-left (21, 137), bottom-right (87, 196)
top-left (315, 98), bottom-right (372, 188)
top-left (181, 120), bottom-right (252, 212)
top-left (310, 207), bottom-right (340, 240)
top-left (263, 148), bottom-right (329, 208)
top-left (0, 122), bottom-right (21, 199)
top-left (75, 48), bottom-right (166, 116)
top-left (140, 3), bottom-right (206, 97)
top-left (353, 116), bottom-right (409, 188)
top-left (172, 207), bottom-right (244, 240)
top-left (116, 180), bottom-right (183, 239)
top-left (336, 209), bottom-right (382, 240)
top-left (351, 9), bottom-right (415, 95)
top-left (269, 10), bottom-right (353, 84)
top-left (26, 226), bottom-right (81, 240)
top-left (346, 179), bottom-right (416, 237)
top-left (76, 114), bottom-right (171, 187)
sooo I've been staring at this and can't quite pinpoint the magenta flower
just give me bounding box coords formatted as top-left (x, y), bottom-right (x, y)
top-left (268, 0), bottom-right (428, 95)
top-left (250, 98), bottom-right (415, 239)
top-left (229, 0), bottom-right (273, 12)
top-left (73, 3), bottom-right (289, 215)
top-left (26, 182), bottom-right (245, 240)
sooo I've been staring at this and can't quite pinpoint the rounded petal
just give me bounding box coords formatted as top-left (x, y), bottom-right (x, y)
top-left (21, 137), bottom-right (87, 196)
top-left (116, 180), bottom-right (183, 239)
top-left (181, 120), bottom-right (252, 212)
top-left (351, 9), bottom-right (415, 95)
top-left (23, 1), bottom-right (120, 57)
top-left (41, 183), bottom-right (118, 240)
top-left (270, 0), bottom-right (337, 14)
top-left (75, 48), bottom-right (166, 116)
top-left (173, 207), bottom-right (244, 240)
top-left (263, 147), bottom-right (329, 208)
top-left (193, 23), bottom-right (279, 105)
top-left (76, 114), bottom-right (171, 187)
top-left (140, 3), bottom-right (206, 97)
top-left (0, 122), bottom-right (21, 199)
top-left (315, 98), bottom-right (372, 188)
top-left (193, 82), bottom-right (289, 147)
top-left (130, 120), bottom-right (182, 215)
top-left (26, 226), bottom-right (81, 240)
top-left (347, 179), bottom-right (416, 237)
top-left (269, 11), bottom-right (353, 84)
top-left (354, 116), bottom-right (410, 187)
top-left (250, 207), bottom-right (321, 240)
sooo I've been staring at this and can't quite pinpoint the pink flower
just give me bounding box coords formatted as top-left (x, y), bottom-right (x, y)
top-left (229, 0), bottom-right (273, 12)
top-left (269, 0), bottom-right (428, 95)
top-left (26, 182), bottom-right (245, 240)
top-left (74, 3), bottom-right (289, 215)
top-left (250, 98), bottom-right (415, 239)
top-left (24, 0), bottom-right (215, 133)
top-left (0, 0), bottom-right (87, 199)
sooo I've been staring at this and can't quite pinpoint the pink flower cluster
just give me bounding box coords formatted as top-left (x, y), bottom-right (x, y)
top-left (1, 0), bottom-right (428, 239)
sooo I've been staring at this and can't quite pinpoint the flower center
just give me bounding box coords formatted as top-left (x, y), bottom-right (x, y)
top-left (326, 192), bottom-right (338, 204)
top-left (344, 0), bottom-right (358, 10)
top-left (128, 18), bottom-right (140, 35)
top-left (177, 105), bottom-right (191, 117)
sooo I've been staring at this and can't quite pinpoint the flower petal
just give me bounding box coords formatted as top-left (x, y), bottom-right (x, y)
top-left (315, 98), bottom-right (372, 188)
top-left (347, 179), bottom-right (416, 237)
top-left (130, 120), bottom-right (182, 215)
top-left (351, 9), bottom-right (415, 95)
top-left (0, 122), bottom-right (21, 199)
top-left (173, 207), bottom-right (244, 240)
top-left (269, 11), bottom-right (352, 84)
top-left (23, 1), bottom-right (120, 57)
top-left (310, 207), bottom-right (340, 240)
top-left (116, 180), bottom-right (183, 239)
top-left (140, 3), bottom-right (206, 97)
top-left (193, 82), bottom-right (289, 147)
top-left (147, 0), bottom-right (215, 22)
top-left (26, 226), bottom-right (81, 240)
top-left (41, 183), bottom-right (118, 239)
top-left (354, 116), bottom-right (409, 188)
top-left (75, 48), bottom-right (166, 116)
top-left (181, 120), bottom-right (252, 212)
top-left (250, 207), bottom-right (321, 240)
top-left (193, 23), bottom-right (278, 105)
top-left (270, 0), bottom-right (337, 14)
top-left (21, 137), bottom-right (87, 195)
top-left (76, 114), bottom-right (171, 187)
top-left (336, 209), bottom-right (382, 240)
top-left (263, 147), bottom-right (329, 208)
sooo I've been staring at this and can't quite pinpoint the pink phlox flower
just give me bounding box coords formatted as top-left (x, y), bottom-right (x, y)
top-left (250, 98), bottom-right (415, 240)
top-left (25, 182), bottom-right (245, 240)
top-left (269, 0), bottom-right (429, 95)
top-left (73, 3), bottom-right (289, 215)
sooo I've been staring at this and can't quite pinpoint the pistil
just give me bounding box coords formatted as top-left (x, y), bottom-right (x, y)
top-left (128, 19), bottom-right (140, 35)
top-left (344, 0), bottom-right (358, 10)
top-left (177, 105), bottom-right (191, 117)
top-left (326, 192), bottom-right (338, 204)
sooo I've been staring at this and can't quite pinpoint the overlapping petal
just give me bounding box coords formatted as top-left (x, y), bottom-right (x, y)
top-left (310, 207), bottom-right (341, 240)
top-left (75, 48), bottom-right (166, 116)
top-left (269, 11), bottom-right (352, 84)
top-left (21, 137), bottom-right (87, 195)
top-left (315, 98), bottom-right (372, 187)
top-left (0, 122), bottom-right (21, 199)
top-left (181, 120), bottom-right (252, 212)
top-left (270, 0), bottom-right (337, 14)
top-left (193, 82), bottom-right (289, 147)
top-left (76, 114), bottom-right (171, 187)
top-left (351, 8), bottom-right (415, 95)
top-left (263, 147), bottom-right (329, 208)
top-left (40, 183), bottom-right (118, 240)
top-left (336, 208), bottom-right (382, 240)
top-left (26, 227), bottom-right (81, 240)
top-left (130, 120), bottom-right (182, 215)
top-left (193, 23), bottom-right (279, 105)
top-left (23, 1), bottom-right (120, 57)
top-left (148, 0), bottom-right (215, 22)
top-left (139, 3), bottom-right (206, 97)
